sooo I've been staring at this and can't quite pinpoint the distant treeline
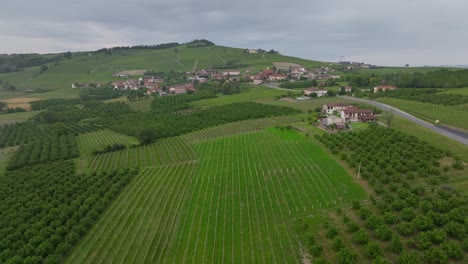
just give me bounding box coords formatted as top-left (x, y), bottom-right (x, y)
top-left (0, 53), bottom-right (68, 73)
top-left (395, 69), bottom-right (468, 88)
top-left (186, 39), bottom-right (215, 48)
top-left (95, 39), bottom-right (215, 53)
top-left (370, 88), bottom-right (468, 106)
top-left (347, 69), bottom-right (468, 88)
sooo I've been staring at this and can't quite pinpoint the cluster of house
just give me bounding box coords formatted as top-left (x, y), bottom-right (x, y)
top-left (184, 62), bottom-right (341, 86)
top-left (321, 102), bottom-right (375, 129)
top-left (337, 61), bottom-right (383, 70)
top-left (110, 76), bottom-right (196, 96)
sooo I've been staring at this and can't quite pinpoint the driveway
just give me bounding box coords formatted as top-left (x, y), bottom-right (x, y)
top-left (338, 96), bottom-right (468, 145)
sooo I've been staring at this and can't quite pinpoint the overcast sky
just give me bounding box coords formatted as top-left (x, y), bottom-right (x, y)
top-left (1, 0), bottom-right (467, 66)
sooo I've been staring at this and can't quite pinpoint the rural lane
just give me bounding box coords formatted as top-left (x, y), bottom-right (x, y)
top-left (338, 96), bottom-right (468, 146)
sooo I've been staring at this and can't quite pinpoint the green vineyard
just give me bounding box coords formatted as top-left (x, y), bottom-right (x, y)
top-left (77, 129), bottom-right (139, 156)
top-left (87, 136), bottom-right (197, 171)
top-left (67, 128), bottom-right (367, 263)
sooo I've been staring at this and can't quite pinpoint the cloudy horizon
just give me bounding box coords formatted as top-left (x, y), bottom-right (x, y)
top-left (1, 0), bottom-right (467, 66)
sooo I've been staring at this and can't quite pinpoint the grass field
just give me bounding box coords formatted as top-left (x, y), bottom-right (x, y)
top-left (77, 129), bottom-right (140, 156)
top-left (0, 111), bottom-right (40, 125)
top-left (376, 97), bottom-right (468, 130)
top-left (438, 87), bottom-right (468, 96)
top-left (350, 121), bottom-right (370, 132)
top-left (66, 128), bottom-right (366, 263)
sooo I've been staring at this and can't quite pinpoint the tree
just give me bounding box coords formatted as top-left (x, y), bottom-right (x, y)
top-left (174, 47), bottom-right (178, 53)
top-left (0, 101), bottom-right (7, 110)
top-left (327, 90), bottom-right (336, 97)
top-left (398, 251), bottom-right (421, 264)
top-left (64, 51), bottom-right (72, 60)
top-left (338, 247), bottom-right (358, 264)
top-left (40, 65), bottom-right (48, 73)
top-left (137, 128), bottom-right (157, 145)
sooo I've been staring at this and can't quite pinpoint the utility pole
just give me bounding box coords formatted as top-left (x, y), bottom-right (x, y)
top-left (339, 55), bottom-right (344, 62)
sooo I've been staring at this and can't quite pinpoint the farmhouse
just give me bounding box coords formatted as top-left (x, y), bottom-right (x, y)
top-left (341, 107), bottom-right (375, 122)
top-left (322, 116), bottom-right (345, 129)
top-left (252, 77), bottom-right (263, 85)
top-left (169, 83), bottom-right (195, 94)
top-left (222, 70), bottom-right (241, 76)
top-left (268, 73), bottom-right (287, 81)
top-left (272, 62), bottom-right (301, 72)
top-left (322, 103), bottom-right (350, 114)
top-left (304, 87), bottom-right (328, 97)
top-left (343, 86), bottom-right (352, 92)
top-left (374, 84), bottom-right (398, 93)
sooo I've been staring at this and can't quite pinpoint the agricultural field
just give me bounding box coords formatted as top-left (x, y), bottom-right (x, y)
top-left (77, 130), bottom-right (139, 156)
top-left (308, 125), bottom-right (467, 263)
top-left (67, 128), bottom-right (366, 263)
top-left (183, 115), bottom-right (301, 143)
top-left (439, 87), bottom-right (468, 96)
top-left (87, 136), bottom-right (197, 172)
top-left (0, 44), bottom-right (323, 91)
top-left (0, 111), bottom-right (40, 125)
top-left (0, 146), bottom-right (17, 176)
top-left (376, 97), bottom-right (468, 130)
top-left (126, 98), bottom-right (154, 112)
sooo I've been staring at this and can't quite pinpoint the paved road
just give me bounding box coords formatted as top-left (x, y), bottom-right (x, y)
top-left (262, 83), bottom-right (292, 91)
top-left (338, 96), bottom-right (468, 145)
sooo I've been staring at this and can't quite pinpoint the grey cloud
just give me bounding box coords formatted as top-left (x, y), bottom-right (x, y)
top-left (0, 0), bottom-right (467, 65)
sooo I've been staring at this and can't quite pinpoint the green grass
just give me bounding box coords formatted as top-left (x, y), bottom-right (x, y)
top-left (67, 128), bottom-right (366, 263)
top-left (376, 97), bottom-right (468, 130)
top-left (438, 87), bottom-right (468, 96)
top-left (350, 122), bottom-right (370, 132)
top-left (77, 129), bottom-right (139, 156)
top-left (191, 86), bottom-right (284, 107)
top-left (0, 111), bottom-right (40, 125)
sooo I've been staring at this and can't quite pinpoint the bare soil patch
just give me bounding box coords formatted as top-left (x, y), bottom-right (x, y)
top-left (4, 97), bottom-right (41, 110)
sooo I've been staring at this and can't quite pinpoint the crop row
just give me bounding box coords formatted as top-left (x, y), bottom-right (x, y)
top-left (168, 129), bottom-right (365, 263)
top-left (88, 136), bottom-right (197, 171)
top-left (65, 164), bottom-right (197, 264)
top-left (0, 161), bottom-right (138, 263)
top-left (310, 125), bottom-right (467, 263)
top-left (183, 115), bottom-right (300, 143)
top-left (77, 130), bottom-right (139, 156)
top-left (7, 134), bottom-right (79, 170)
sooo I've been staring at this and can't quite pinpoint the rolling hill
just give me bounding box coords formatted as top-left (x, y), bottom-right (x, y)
top-left (0, 43), bottom-right (324, 91)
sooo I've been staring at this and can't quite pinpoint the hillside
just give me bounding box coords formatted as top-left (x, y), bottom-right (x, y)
top-left (0, 43), bottom-right (324, 91)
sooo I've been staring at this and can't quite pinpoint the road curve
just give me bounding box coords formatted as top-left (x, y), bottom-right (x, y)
top-left (338, 95), bottom-right (468, 145)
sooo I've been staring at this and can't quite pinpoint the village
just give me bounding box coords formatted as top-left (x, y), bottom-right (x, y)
top-left (72, 60), bottom-right (397, 98)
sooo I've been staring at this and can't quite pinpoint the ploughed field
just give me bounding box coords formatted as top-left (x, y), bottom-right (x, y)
top-left (66, 127), bottom-right (366, 263)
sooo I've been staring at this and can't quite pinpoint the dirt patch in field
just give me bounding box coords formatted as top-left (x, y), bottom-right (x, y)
top-left (113, 69), bottom-right (147, 76)
top-left (279, 97), bottom-right (298, 103)
top-left (4, 97), bottom-right (41, 110)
